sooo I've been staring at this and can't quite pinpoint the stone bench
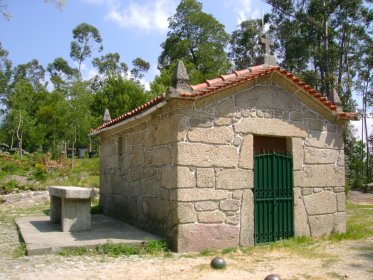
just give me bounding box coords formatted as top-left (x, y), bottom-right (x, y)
top-left (49, 186), bottom-right (95, 232)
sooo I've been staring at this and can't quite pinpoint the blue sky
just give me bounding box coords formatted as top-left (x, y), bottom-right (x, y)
top-left (0, 0), bottom-right (271, 87)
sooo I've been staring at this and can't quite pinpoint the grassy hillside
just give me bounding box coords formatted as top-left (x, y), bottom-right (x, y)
top-left (0, 153), bottom-right (99, 195)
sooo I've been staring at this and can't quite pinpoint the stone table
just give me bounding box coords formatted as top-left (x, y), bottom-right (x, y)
top-left (49, 186), bottom-right (95, 232)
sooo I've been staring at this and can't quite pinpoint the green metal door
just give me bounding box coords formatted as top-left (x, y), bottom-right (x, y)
top-left (254, 153), bottom-right (294, 244)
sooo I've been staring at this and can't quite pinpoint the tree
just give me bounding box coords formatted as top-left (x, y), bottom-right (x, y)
top-left (228, 19), bottom-right (264, 69)
top-left (158, 0), bottom-right (230, 85)
top-left (0, 43), bottom-right (12, 107)
top-left (1, 0), bottom-right (66, 20)
top-left (70, 23), bottom-right (103, 75)
top-left (91, 76), bottom-right (150, 120)
top-left (47, 57), bottom-right (79, 90)
top-left (12, 59), bottom-right (45, 91)
top-left (131, 57), bottom-right (150, 80)
top-left (4, 80), bottom-right (46, 155)
top-left (91, 52), bottom-right (128, 90)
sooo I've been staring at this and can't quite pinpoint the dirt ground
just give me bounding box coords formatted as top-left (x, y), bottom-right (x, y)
top-left (0, 191), bottom-right (372, 280)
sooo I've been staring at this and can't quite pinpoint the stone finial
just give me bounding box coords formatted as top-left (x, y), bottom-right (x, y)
top-left (166, 60), bottom-right (192, 97)
top-left (257, 33), bottom-right (276, 66)
top-left (103, 109), bottom-right (111, 123)
top-left (331, 89), bottom-right (343, 112)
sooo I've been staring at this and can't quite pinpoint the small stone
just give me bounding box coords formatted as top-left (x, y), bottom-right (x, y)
top-left (264, 274), bottom-right (281, 280)
top-left (210, 256), bottom-right (226, 269)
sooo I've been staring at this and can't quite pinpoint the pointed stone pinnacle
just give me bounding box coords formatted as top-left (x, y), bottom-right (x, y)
top-left (167, 60), bottom-right (192, 97)
top-left (103, 109), bottom-right (111, 123)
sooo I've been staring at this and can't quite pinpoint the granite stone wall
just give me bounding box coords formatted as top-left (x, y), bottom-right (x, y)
top-left (173, 79), bottom-right (345, 252)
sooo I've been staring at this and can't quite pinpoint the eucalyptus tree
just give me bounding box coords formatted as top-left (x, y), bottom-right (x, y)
top-left (70, 23), bottom-right (103, 75)
top-left (131, 57), bottom-right (150, 80)
top-left (47, 57), bottom-right (79, 91)
top-left (228, 19), bottom-right (265, 69)
top-left (158, 0), bottom-right (230, 85)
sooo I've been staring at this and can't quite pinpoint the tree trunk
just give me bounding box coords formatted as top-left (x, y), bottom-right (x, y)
top-left (16, 111), bottom-right (23, 158)
top-left (70, 125), bottom-right (77, 169)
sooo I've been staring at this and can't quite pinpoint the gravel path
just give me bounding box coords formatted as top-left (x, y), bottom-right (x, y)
top-left (0, 191), bottom-right (372, 280)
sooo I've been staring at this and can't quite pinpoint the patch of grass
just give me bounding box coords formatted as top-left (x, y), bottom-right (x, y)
top-left (328, 203), bottom-right (373, 241)
top-left (91, 197), bottom-right (102, 214)
top-left (13, 243), bottom-right (27, 258)
top-left (58, 240), bottom-right (168, 257)
top-left (222, 247), bottom-right (237, 254)
top-left (200, 249), bottom-right (215, 256)
top-left (58, 247), bottom-right (94, 257)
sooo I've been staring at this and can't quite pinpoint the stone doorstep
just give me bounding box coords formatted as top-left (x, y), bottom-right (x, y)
top-left (48, 186), bottom-right (95, 199)
top-left (15, 215), bottom-right (161, 256)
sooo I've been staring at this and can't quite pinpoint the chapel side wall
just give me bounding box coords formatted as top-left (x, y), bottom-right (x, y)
top-left (99, 105), bottom-right (184, 238)
top-left (174, 76), bottom-right (346, 252)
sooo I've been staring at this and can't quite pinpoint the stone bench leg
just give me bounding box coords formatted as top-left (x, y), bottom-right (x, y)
top-left (61, 199), bottom-right (91, 232)
top-left (50, 196), bottom-right (61, 224)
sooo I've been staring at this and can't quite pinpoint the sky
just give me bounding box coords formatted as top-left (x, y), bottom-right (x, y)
top-left (0, 0), bottom-right (371, 139)
top-left (0, 0), bottom-right (271, 86)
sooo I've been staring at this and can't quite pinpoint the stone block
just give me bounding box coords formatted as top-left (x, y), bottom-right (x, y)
top-left (187, 126), bottom-right (234, 144)
top-left (308, 214), bottom-right (335, 237)
top-left (308, 119), bottom-right (324, 131)
top-left (290, 112), bottom-right (303, 122)
top-left (239, 189), bottom-right (253, 246)
top-left (232, 190), bottom-right (243, 199)
top-left (294, 188), bottom-right (311, 236)
top-left (216, 98), bottom-right (235, 117)
top-left (49, 186), bottom-right (94, 199)
top-left (235, 86), bottom-right (302, 112)
top-left (61, 199), bottom-right (91, 232)
top-left (145, 147), bottom-right (171, 166)
top-left (304, 147), bottom-right (338, 164)
top-left (215, 117), bottom-right (232, 126)
top-left (196, 168), bottom-right (215, 188)
top-left (225, 214), bottom-right (240, 225)
top-left (220, 199), bottom-right (240, 211)
top-left (303, 191), bottom-right (337, 215)
top-left (197, 211), bottom-right (225, 223)
top-left (336, 192), bottom-right (346, 212)
top-left (327, 123), bottom-right (337, 132)
top-left (234, 118), bottom-right (308, 138)
top-left (305, 130), bottom-right (344, 149)
top-left (293, 171), bottom-right (303, 187)
top-left (175, 224), bottom-right (239, 252)
top-left (195, 201), bottom-right (219, 211)
top-left (189, 118), bottom-right (213, 128)
top-left (302, 165), bottom-right (345, 187)
top-left (238, 134), bottom-right (254, 169)
top-left (334, 187), bottom-right (345, 193)
top-left (132, 146), bottom-right (144, 166)
top-left (292, 137), bottom-right (303, 171)
top-left (301, 188), bottom-right (312, 196)
top-left (161, 166), bottom-right (177, 188)
top-left (178, 167), bottom-right (196, 188)
top-left (216, 169), bottom-right (253, 189)
top-left (176, 189), bottom-right (228, 202)
top-left (178, 203), bottom-right (196, 224)
top-left (304, 111), bottom-right (317, 118)
top-left (144, 115), bottom-right (187, 146)
top-left (177, 143), bottom-right (239, 168)
top-left (337, 150), bottom-right (345, 166)
top-left (334, 212), bottom-right (346, 233)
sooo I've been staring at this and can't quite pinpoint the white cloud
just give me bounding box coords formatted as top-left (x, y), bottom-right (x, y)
top-left (85, 0), bottom-right (176, 33)
top-left (223, 0), bottom-right (265, 24)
